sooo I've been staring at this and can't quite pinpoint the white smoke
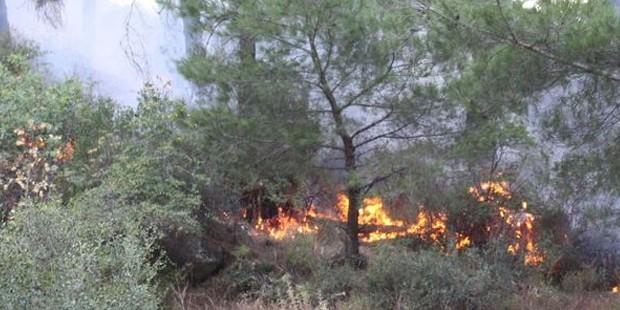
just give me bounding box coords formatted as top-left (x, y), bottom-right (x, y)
top-left (7, 0), bottom-right (193, 106)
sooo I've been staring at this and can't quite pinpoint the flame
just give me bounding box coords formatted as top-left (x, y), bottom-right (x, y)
top-left (468, 181), bottom-right (544, 265)
top-left (456, 234), bottom-right (472, 250)
top-left (243, 180), bottom-right (544, 266)
top-left (612, 285), bottom-right (620, 293)
top-left (335, 194), bottom-right (448, 243)
top-left (253, 207), bottom-right (318, 240)
top-left (468, 181), bottom-right (512, 202)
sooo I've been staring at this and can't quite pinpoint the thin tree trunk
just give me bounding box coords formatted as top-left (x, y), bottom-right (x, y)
top-left (307, 31), bottom-right (363, 264)
top-left (182, 15), bottom-right (201, 55)
top-left (0, 0), bottom-right (10, 43)
top-left (238, 33), bottom-right (256, 115)
top-left (345, 186), bottom-right (361, 259)
top-left (343, 136), bottom-right (363, 265)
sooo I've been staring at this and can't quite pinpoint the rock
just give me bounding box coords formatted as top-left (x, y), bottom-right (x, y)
top-left (313, 222), bottom-right (347, 262)
top-left (160, 226), bottom-right (230, 284)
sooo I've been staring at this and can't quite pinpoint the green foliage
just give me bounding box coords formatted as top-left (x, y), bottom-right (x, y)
top-left (232, 244), bottom-right (253, 260)
top-left (560, 266), bottom-right (605, 292)
top-left (0, 201), bottom-right (163, 310)
top-left (367, 246), bottom-right (515, 310)
top-left (184, 104), bottom-right (320, 194)
top-left (0, 44), bottom-right (204, 309)
top-left (427, 0), bottom-right (620, 225)
top-left (0, 44), bottom-right (121, 203)
top-left (163, 0), bottom-right (446, 197)
top-left (0, 58), bottom-right (86, 137)
top-left (309, 263), bottom-right (364, 298)
top-left (213, 257), bottom-right (281, 301)
top-left (282, 236), bottom-right (320, 277)
top-left (70, 84), bottom-right (202, 230)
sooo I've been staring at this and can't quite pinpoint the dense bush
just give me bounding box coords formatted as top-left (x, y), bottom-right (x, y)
top-left (0, 44), bottom-right (122, 216)
top-left (560, 266), bottom-right (605, 292)
top-left (367, 246), bottom-right (516, 310)
top-left (281, 236), bottom-right (320, 277)
top-left (310, 263), bottom-right (363, 298)
top-left (0, 201), bottom-right (163, 309)
top-left (0, 44), bottom-right (203, 309)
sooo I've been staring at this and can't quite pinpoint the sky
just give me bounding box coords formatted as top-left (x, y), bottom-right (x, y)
top-left (7, 0), bottom-right (193, 106)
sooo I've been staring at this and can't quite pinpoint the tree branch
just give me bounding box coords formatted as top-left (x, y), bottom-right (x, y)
top-left (360, 167), bottom-right (408, 194)
top-left (424, 3), bottom-right (620, 82)
top-left (341, 53), bottom-right (396, 111)
top-left (351, 109), bottom-right (395, 139)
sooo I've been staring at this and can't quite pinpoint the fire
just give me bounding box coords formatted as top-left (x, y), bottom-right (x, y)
top-left (612, 285), bottom-right (620, 293)
top-left (468, 181), bottom-right (512, 202)
top-left (335, 194), bottom-right (448, 243)
top-left (456, 234), bottom-right (471, 250)
top-left (468, 181), bottom-right (544, 265)
top-left (252, 207), bottom-right (318, 240)
top-left (244, 180), bottom-right (544, 266)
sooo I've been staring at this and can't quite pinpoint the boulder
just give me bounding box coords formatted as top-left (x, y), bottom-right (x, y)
top-left (160, 226), bottom-right (231, 284)
top-left (313, 222), bottom-right (347, 262)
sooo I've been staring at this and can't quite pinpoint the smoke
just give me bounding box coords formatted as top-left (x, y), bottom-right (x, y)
top-left (6, 0), bottom-right (193, 106)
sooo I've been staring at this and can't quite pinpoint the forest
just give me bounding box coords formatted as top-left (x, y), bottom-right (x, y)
top-left (2, 0), bottom-right (620, 309)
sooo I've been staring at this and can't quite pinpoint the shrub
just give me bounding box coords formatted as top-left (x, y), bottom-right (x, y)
top-left (213, 257), bottom-right (281, 301)
top-left (367, 246), bottom-right (516, 310)
top-left (560, 266), bottom-right (605, 292)
top-left (282, 236), bottom-right (320, 277)
top-left (310, 263), bottom-right (364, 298)
top-left (0, 44), bottom-right (123, 206)
top-left (0, 201), bottom-right (163, 309)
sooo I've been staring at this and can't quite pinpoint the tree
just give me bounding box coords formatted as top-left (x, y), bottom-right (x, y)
top-left (163, 1), bottom-right (322, 221)
top-left (166, 0), bottom-right (445, 262)
top-left (424, 0), bottom-right (620, 221)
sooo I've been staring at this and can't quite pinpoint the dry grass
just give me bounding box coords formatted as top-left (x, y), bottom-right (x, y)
top-left (167, 282), bottom-right (620, 310)
top-left (508, 288), bottom-right (620, 310)
top-left (167, 274), bottom-right (327, 310)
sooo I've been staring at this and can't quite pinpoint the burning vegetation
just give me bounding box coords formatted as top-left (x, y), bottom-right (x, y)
top-left (240, 181), bottom-right (545, 266)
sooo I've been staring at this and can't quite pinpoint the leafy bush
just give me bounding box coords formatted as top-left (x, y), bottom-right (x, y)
top-left (0, 45), bottom-right (122, 205)
top-left (560, 266), bottom-right (605, 292)
top-left (0, 201), bottom-right (163, 309)
top-left (310, 263), bottom-right (364, 298)
top-left (282, 236), bottom-right (320, 277)
top-left (367, 246), bottom-right (515, 310)
top-left (0, 45), bottom-right (204, 309)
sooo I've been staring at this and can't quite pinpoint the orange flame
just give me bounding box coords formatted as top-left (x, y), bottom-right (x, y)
top-left (456, 234), bottom-right (472, 250)
top-left (253, 207), bottom-right (318, 240)
top-left (468, 181), bottom-right (544, 265)
top-left (335, 194), bottom-right (448, 243)
top-left (612, 285), bottom-right (620, 293)
top-left (245, 181), bottom-right (544, 266)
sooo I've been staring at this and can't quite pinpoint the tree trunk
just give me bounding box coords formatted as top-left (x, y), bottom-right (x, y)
top-left (307, 31), bottom-right (362, 264)
top-left (237, 33), bottom-right (256, 115)
top-left (343, 136), bottom-right (363, 265)
top-left (182, 10), bottom-right (201, 56)
top-left (345, 186), bottom-right (361, 258)
top-left (0, 0), bottom-right (9, 43)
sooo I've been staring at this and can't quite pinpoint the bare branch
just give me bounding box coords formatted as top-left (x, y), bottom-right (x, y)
top-left (351, 109), bottom-right (395, 139)
top-left (354, 122), bottom-right (412, 149)
top-left (341, 53), bottom-right (396, 111)
top-left (360, 167), bottom-right (408, 194)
